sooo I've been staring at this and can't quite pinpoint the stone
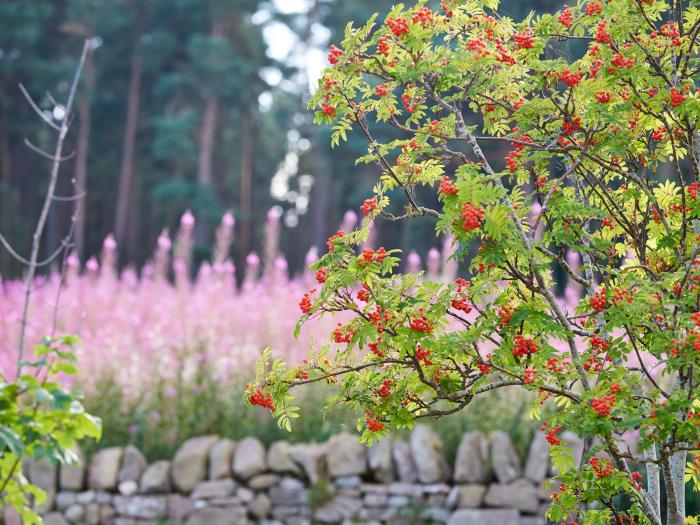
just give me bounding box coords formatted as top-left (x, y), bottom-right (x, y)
top-left (114, 495), bottom-right (168, 519)
top-left (236, 486), bottom-right (255, 503)
top-left (191, 478), bottom-right (236, 499)
top-left (454, 431), bottom-right (490, 483)
top-left (85, 503), bottom-right (100, 525)
top-left (267, 441), bottom-right (303, 476)
top-left (96, 491), bottom-right (112, 503)
top-left (368, 438), bottom-right (394, 483)
top-left (363, 492), bottom-right (388, 507)
top-left (269, 481), bottom-right (308, 506)
top-left (119, 480), bottom-right (139, 496)
top-left (388, 495), bottom-right (410, 507)
top-left (56, 491), bottom-right (77, 510)
top-left (100, 504), bottom-right (116, 523)
top-left (249, 494), bottom-right (272, 519)
top-left (520, 517), bottom-right (547, 525)
top-left (450, 484), bottom-right (486, 508)
top-left (423, 507), bottom-right (451, 523)
top-left (140, 460), bottom-right (171, 494)
top-left (232, 437), bottom-right (266, 479)
top-left (325, 433), bottom-right (367, 478)
top-left (490, 432), bottom-right (521, 483)
top-left (89, 447), bottom-right (124, 490)
top-left (172, 435), bottom-right (219, 493)
top-left (448, 509), bottom-right (521, 525)
top-left (392, 440), bottom-right (417, 483)
top-left (410, 425), bottom-right (450, 483)
top-left (484, 479), bottom-right (539, 514)
top-left (209, 438), bottom-right (235, 480)
top-left (43, 513), bottom-right (70, 525)
top-left (248, 473), bottom-right (280, 489)
top-left (64, 503), bottom-right (85, 524)
top-left (76, 490), bottom-right (96, 504)
top-left (185, 506), bottom-right (248, 525)
top-left (314, 495), bottom-right (362, 523)
top-left (524, 433), bottom-right (550, 483)
top-left (288, 442), bottom-right (327, 483)
top-left (119, 445), bottom-right (147, 484)
top-left (60, 447), bottom-right (86, 491)
top-left (334, 475), bottom-right (361, 488)
top-left (24, 457), bottom-right (57, 513)
top-left (388, 482), bottom-right (422, 498)
top-left (167, 494), bottom-right (196, 519)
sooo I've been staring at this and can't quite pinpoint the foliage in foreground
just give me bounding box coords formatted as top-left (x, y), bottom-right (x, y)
top-left (250, 0), bottom-right (700, 524)
top-left (0, 336), bottom-right (101, 523)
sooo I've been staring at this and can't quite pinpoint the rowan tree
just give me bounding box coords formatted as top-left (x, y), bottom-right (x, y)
top-left (248, 1), bottom-right (700, 523)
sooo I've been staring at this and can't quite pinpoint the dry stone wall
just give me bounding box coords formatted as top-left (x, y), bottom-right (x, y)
top-left (14, 425), bottom-right (582, 525)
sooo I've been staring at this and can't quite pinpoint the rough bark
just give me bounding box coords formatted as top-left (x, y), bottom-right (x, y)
top-left (238, 110), bottom-right (254, 271)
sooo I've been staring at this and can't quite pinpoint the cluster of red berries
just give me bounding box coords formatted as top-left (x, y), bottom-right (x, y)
top-left (368, 306), bottom-right (390, 333)
top-left (630, 470), bottom-right (643, 489)
top-left (294, 368), bottom-right (309, 380)
top-left (690, 182), bottom-right (699, 200)
top-left (377, 37), bottom-right (390, 56)
top-left (401, 93), bottom-right (417, 113)
top-left (591, 394), bottom-right (616, 417)
top-left (514, 30), bottom-right (534, 49)
top-left (651, 127), bottom-right (665, 141)
top-left (328, 45), bottom-right (344, 64)
top-left (670, 87), bottom-right (685, 107)
top-left (249, 389), bottom-right (275, 412)
top-left (361, 196), bottom-right (378, 216)
top-left (412, 7), bottom-right (433, 24)
top-left (365, 410), bottom-right (385, 432)
top-left (299, 293), bottom-right (313, 314)
top-left (546, 357), bottom-right (570, 373)
top-left (415, 343), bottom-right (433, 364)
top-left (541, 421), bottom-right (562, 445)
top-left (460, 203), bottom-right (485, 231)
top-left (333, 323), bottom-right (355, 344)
top-left (504, 133), bottom-right (532, 172)
top-left (522, 367), bottom-right (537, 384)
top-left (451, 296), bottom-right (472, 313)
top-left (477, 362), bottom-right (491, 375)
top-left (584, 1), bottom-right (602, 16)
top-left (595, 21), bottom-right (611, 45)
top-left (439, 176), bottom-right (459, 196)
top-left (387, 17), bottom-right (409, 37)
top-left (595, 91), bottom-right (611, 103)
top-left (368, 340), bottom-right (383, 358)
top-left (326, 230), bottom-right (344, 252)
top-left (602, 217), bottom-right (613, 228)
top-left (534, 176), bottom-right (547, 189)
top-left (375, 83), bottom-right (389, 97)
top-left (315, 268), bottom-right (327, 284)
top-left (562, 115), bottom-right (581, 135)
top-left (466, 37), bottom-right (489, 57)
top-left (378, 379), bottom-right (393, 397)
top-left (611, 52), bottom-right (634, 69)
top-left (321, 102), bottom-right (336, 117)
top-left (357, 283), bottom-right (371, 302)
top-left (439, 2), bottom-right (454, 17)
top-left (360, 247), bottom-right (388, 264)
top-left (559, 69), bottom-right (581, 88)
top-left (589, 456), bottom-right (614, 477)
top-left (612, 287), bottom-right (633, 306)
top-left (410, 310), bottom-right (435, 333)
top-left (497, 305), bottom-right (514, 327)
top-left (589, 288), bottom-right (608, 313)
top-left (495, 41), bottom-right (516, 66)
top-left (558, 6), bottom-right (574, 28)
top-left (660, 21), bottom-right (682, 46)
top-left (512, 334), bottom-right (539, 358)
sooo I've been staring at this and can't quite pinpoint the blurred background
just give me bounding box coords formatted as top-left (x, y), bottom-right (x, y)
top-left (0, 0), bottom-right (560, 281)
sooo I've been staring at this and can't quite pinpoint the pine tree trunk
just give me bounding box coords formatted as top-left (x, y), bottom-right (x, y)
top-left (114, 28), bottom-right (143, 265)
top-left (238, 110), bottom-right (254, 272)
top-left (73, 48), bottom-right (94, 260)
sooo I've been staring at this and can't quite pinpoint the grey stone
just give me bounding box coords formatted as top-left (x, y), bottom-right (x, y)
top-left (424, 483), bottom-right (451, 494)
top-left (410, 425), bottom-right (450, 483)
top-left (208, 496), bottom-right (242, 506)
top-left (119, 480), bottom-right (139, 496)
top-left (490, 432), bottom-right (521, 483)
top-left (520, 517), bottom-right (547, 525)
top-left (325, 433), bottom-right (366, 478)
top-left (368, 438), bottom-right (394, 483)
top-left (454, 431), bottom-right (490, 483)
top-left (24, 457), bottom-right (57, 512)
top-left (250, 494), bottom-right (272, 519)
top-left (96, 491), bottom-right (112, 503)
top-left (191, 478), bottom-right (236, 499)
top-left (85, 502), bottom-right (100, 525)
top-left (288, 442), bottom-right (327, 484)
top-left (334, 475), bottom-right (361, 488)
top-left (388, 495), bottom-right (411, 507)
top-left (76, 490), bottom-right (96, 504)
top-left (524, 433), bottom-right (550, 482)
top-left (269, 483), bottom-right (308, 506)
top-left (185, 506), bottom-right (248, 525)
top-left (448, 509), bottom-right (521, 525)
top-left (314, 495), bottom-right (362, 523)
top-left (236, 486), bottom-right (255, 503)
top-left (388, 482), bottom-right (422, 498)
top-left (167, 494), bottom-right (196, 519)
top-left (484, 479), bottom-right (539, 514)
top-left (172, 435), bottom-right (219, 493)
top-left (392, 440), bottom-right (417, 482)
top-left (140, 460), bottom-right (171, 494)
top-left (248, 473), bottom-right (280, 490)
top-left (363, 492), bottom-right (388, 507)
top-left (119, 445), bottom-right (147, 484)
top-left (232, 437), bottom-right (266, 479)
top-left (89, 447), bottom-right (124, 490)
top-left (113, 495), bottom-right (168, 519)
top-left (209, 438), bottom-right (235, 480)
top-left (55, 491), bottom-right (77, 510)
top-left (43, 513), bottom-right (70, 525)
top-left (100, 504), bottom-right (116, 523)
top-left (60, 447), bottom-right (85, 491)
top-left (423, 506), bottom-right (450, 523)
top-left (64, 503), bottom-right (85, 524)
top-left (447, 484), bottom-right (486, 508)
top-left (267, 441), bottom-right (303, 476)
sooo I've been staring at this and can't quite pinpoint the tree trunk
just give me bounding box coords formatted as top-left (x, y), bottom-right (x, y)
top-left (238, 110), bottom-right (254, 274)
top-left (73, 47), bottom-right (94, 260)
top-left (667, 449), bottom-right (686, 525)
top-left (197, 96), bottom-right (219, 188)
top-left (114, 29), bottom-right (143, 265)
